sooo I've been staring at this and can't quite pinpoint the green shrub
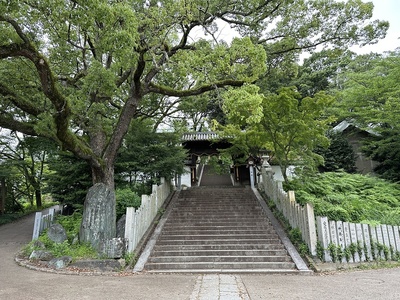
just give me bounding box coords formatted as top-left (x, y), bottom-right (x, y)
top-left (56, 212), bottom-right (83, 241)
top-left (288, 228), bottom-right (309, 256)
top-left (115, 188), bottom-right (141, 220)
top-left (323, 206), bottom-right (350, 222)
top-left (23, 212), bottom-right (98, 261)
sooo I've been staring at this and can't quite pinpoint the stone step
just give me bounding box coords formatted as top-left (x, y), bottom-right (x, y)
top-left (158, 229), bottom-right (277, 235)
top-left (171, 208), bottom-right (263, 213)
top-left (176, 199), bottom-right (257, 208)
top-left (151, 249), bottom-right (289, 257)
top-left (173, 204), bottom-right (261, 208)
top-left (163, 221), bottom-right (273, 227)
top-left (155, 238), bottom-right (283, 245)
top-left (153, 244), bottom-right (285, 251)
top-left (158, 233), bottom-right (278, 240)
top-left (145, 261), bottom-right (296, 271)
top-left (166, 216), bottom-right (269, 221)
top-left (148, 255), bottom-right (292, 263)
top-left (172, 212), bottom-right (263, 216)
top-left (162, 224), bottom-right (273, 230)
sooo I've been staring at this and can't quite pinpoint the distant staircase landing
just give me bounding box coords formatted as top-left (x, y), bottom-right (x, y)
top-left (199, 165), bottom-right (233, 186)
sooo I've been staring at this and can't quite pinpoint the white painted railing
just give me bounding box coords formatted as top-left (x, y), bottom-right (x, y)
top-left (316, 216), bottom-right (400, 262)
top-left (258, 169), bottom-right (317, 255)
top-left (32, 206), bottom-right (62, 240)
top-left (124, 178), bottom-right (171, 253)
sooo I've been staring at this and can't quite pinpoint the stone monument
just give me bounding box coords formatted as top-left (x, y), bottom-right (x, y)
top-left (79, 183), bottom-right (116, 252)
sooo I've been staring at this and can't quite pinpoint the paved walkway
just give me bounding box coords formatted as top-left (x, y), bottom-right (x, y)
top-left (1, 209), bottom-right (400, 299)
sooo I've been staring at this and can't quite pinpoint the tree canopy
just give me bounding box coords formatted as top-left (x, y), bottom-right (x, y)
top-left (334, 49), bottom-right (400, 181)
top-left (219, 85), bottom-right (335, 182)
top-left (0, 0), bottom-right (389, 247)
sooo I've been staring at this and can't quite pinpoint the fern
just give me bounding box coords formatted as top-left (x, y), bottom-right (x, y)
top-left (288, 172), bottom-right (400, 225)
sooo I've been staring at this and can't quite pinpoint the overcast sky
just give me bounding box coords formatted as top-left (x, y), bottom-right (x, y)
top-left (352, 0), bottom-right (400, 54)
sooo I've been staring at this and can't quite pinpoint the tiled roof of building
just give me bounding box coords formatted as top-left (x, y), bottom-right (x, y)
top-left (181, 132), bottom-right (220, 141)
top-left (333, 120), bottom-right (379, 136)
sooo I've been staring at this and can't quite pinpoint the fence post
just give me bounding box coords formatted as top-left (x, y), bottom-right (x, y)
top-left (369, 225), bottom-right (378, 259)
top-left (305, 203), bottom-right (317, 256)
top-left (393, 226), bottom-right (400, 252)
top-left (343, 222), bottom-right (353, 262)
top-left (388, 225), bottom-right (396, 253)
top-left (48, 208), bottom-right (55, 222)
top-left (381, 225), bottom-right (392, 260)
top-left (316, 216), bottom-right (331, 262)
top-left (355, 223), bottom-right (365, 261)
top-left (125, 207), bottom-right (135, 253)
top-left (32, 212), bottom-right (42, 240)
top-left (349, 223), bottom-right (360, 262)
top-left (336, 221), bottom-right (345, 259)
top-left (287, 191), bottom-right (295, 227)
top-left (362, 224), bottom-right (372, 260)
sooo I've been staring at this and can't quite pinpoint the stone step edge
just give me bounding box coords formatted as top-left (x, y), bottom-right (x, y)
top-left (153, 245), bottom-right (286, 250)
top-left (145, 262), bottom-right (297, 270)
top-left (151, 248), bottom-right (287, 256)
top-left (142, 269), bottom-right (312, 275)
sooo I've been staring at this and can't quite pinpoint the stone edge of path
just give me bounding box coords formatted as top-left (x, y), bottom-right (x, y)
top-left (14, 253), bottom-right (135, 277)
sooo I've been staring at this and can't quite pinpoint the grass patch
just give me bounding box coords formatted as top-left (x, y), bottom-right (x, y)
top-left (23, 211), bottom-right (99, 262)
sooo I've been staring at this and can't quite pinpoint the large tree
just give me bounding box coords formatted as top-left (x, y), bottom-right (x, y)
top-left (0, 0), bottom-right (388, 247)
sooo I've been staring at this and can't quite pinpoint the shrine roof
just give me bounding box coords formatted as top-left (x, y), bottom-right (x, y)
top-left (181, 132), bottom-right (220, 141)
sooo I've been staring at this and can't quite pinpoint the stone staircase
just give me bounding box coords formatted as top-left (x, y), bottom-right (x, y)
top-left (143, 186), bottom-right (299, 273)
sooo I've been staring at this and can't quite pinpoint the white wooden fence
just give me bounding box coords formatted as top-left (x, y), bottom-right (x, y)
top-left (124, 178), bottom-right (171, 253)
top-left (316, 216), bottom-right (400, 262)
top-left (32, 206), bottom-right (62, 240)
top-left (258, 169), bottom-right (317, 255)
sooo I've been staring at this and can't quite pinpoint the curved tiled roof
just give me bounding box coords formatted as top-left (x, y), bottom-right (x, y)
top-left (181, 132), bottom-right (220, 141)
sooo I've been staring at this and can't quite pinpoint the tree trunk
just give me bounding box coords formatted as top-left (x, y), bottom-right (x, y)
top-left (0, 177), bottom-right (5, 214)
top-left (91, 161), bottom-right (115, 188)
top-left (80, 161), bottom-right (117, 253)
top-left (279, 163), bottom-right (289, 184)
top-left (35, 188), bottom-right (42, 209)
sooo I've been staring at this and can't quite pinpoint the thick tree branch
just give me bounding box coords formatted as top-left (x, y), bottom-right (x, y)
top-left (0, 83), bottom-right (44, 116)
top-left (0, 16), bottom-right (94, 161)
top-left (147, 79), bottom-right (245, 97)
top-left (103, 55), bottom-right (145, 164)
top-left (0, 114), bottom-right (38, 136)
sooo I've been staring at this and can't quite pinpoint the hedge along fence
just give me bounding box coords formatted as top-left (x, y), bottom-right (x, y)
top-left (316, 216), bottom-right (400, 263)
top-left (258, 169), bottom-right (317, 256)
top-left (124, 178), bottom-right (171, 253)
